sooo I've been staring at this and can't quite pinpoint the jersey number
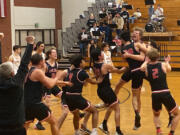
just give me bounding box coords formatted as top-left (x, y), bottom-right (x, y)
top-left (152, 68), bottom-right (159, 79)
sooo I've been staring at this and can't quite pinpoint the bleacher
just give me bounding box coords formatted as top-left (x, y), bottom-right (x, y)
top-left (59, 0), bottom-right (180, 69)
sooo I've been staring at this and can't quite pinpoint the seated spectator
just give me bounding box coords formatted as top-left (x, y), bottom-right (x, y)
top-left (151, 4), bottom-right (164, 23)
top-left (155, 4), bottom-right (164, 17)
top-left (120, 7), bottom-right (129, 30)
top-left (87, 13), bottom-right (96, 29)
top-left (116, 0), bottom-right (124, 12)
top-left (129, 8), bottom-right (142, 24)
top-left (78, 27), bottom-right (89, 56)
top-left (113, 13), bottom-right (124, 35)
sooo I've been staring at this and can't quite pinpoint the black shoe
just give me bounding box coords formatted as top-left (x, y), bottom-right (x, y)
top-left (35, 122), bottom-right (45, 130)
top-left (133, 114), bottom-right (141, 130)
top-left (167, 115), bottom-right (174, 128)
top-left (115, 131), bottom-right (124, 135)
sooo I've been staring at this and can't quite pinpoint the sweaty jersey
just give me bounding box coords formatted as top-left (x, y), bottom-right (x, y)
top-left (93, 63), bottom-right (111, 88)
top-left (66, 68), bottom-right (89, 93)
top-left (62, 68), bottom-right (71, 93)
top-left (121, 42), bottom-right (144, 69)
top-left (24, 67), bottom-right (44, 105)
top-left (147, 62), bottom-right (168, 91)
top-left (45, 61), bottom-right (58, 78)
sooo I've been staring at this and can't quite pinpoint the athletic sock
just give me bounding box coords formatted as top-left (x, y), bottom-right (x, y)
top-left (102, 120), bottom-right (108, 131)
top-left (116, 126), bottom-right (121, 134)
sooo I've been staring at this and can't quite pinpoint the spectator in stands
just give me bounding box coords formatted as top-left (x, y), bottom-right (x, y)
top-left (120, 7), bottom-right (129, 30)
top-left (87, 13), bottom-right (96, 29)
top-left (148, 5), bottom-right (154, 19)
top-left (78, 27), bottom-right (89, 57)
top-left (99, 8), bottom-right (107, 19)
top-left (154, 4), bottom-right (164, 17)
top-left (90, 22), bottom-right (100, 41)
top-left (116, 0), bottom-right (124, 12)
top-left (113, 13), bottom-right (124, 35)
top-left (151, 4), bottom-right (164, 23)
top-left (129, 8), bottom-right (142, 24)
top-left (87, 39), bottom-right (99, 73)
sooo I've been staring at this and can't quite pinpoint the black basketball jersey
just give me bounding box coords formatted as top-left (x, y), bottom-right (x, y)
top-left (24, 67), bottom-right (44, 105)
top-left (121, 42), bottom-right (144, 69)
top-left (66, 68), bottom-right (89, 93)
top-left (93, 63), bottom-right (111, 88)
top-left (147, 63), bottom-right (168, 91)
top-left (62, 68), bottom-right (71, 93)
top-left (45, 61), bottom-right (58, 78)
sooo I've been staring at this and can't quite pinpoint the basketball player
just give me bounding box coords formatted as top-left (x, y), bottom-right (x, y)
top-left (24, 53), bottom-right (71, 135)
top-left (114, 29), bottom-right (146, 130)
top-left (0, 35), bottom-right (34, 135)
top-left (141, 48), bottom-right (180, 135)
top-left (44, 48), bottom-right (62, 104)
top-left (102, 43), bottom-right (113, 79)
top-left (65, 55), bottom-right (100, 135)
top-left (9, 45), bottom-right (21, 74)
top-left (91, 49), bottom-right (126, 135)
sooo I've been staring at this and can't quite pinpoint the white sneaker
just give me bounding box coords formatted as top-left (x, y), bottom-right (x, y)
top-left (90, 128), bottom-right (98, 135)
top-left (98, 123), bottom-right (109, 134)
top-left (74, 130), bottom-right (82, 135)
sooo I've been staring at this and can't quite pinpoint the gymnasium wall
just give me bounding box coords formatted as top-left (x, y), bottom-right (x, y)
top-left (61, 0), bottom-right (94, 31)
top-left (0, 0), bottom-right (12, 61)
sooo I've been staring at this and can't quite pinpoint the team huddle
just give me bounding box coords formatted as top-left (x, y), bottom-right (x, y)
top-left (0, 27), bottom-right (179, 135)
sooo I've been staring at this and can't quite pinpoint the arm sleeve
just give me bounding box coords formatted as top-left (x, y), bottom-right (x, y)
top-left (13, 44), bottom-right (33, 86)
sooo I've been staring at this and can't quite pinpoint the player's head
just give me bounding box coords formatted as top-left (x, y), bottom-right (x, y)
top-left (147, 48), bottom-right (160, 62)
top-left (120, 31), bottom-right (131, 44)
top-left (46, 47), bottom-right (57, 60)
top-left (31, 53), bottom-right (44, 66)
top-left (35, 41), bottom-right (44, 51)
top-left (13, 45), bottom-right (21, 54)
top-left (91, 49), bottom-right (104, 62)
top-left (70, 55), bottom-right (85, 68)
top-left (132, 27), bottom-right (144, 42)
top-left (102, 42), bottom-right (109, 51)
top-left (148, 40), bottom-right (160, 51)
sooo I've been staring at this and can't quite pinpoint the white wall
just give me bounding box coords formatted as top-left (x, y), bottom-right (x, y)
top-left (14, 7), bottom-right (55, 29)
top-left (62, 0), bottom-right (95, 31)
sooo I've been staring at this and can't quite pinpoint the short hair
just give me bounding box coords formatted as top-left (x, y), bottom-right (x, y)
top-left (120, 31), bottom-right (131, 42)
top-left (69, 55), bottom-right (84, 68)
top-left (0, 62), bottom-right (13, 78)
top-left (133, 27), bottom-right (144, 38)
top-left (46, 47), bottom-right (56, 60)
top-left (31, 53), bottom-right (43, 65)
top-left (147, 48), bottom-right (160, 62)
top-left (149, 40), bottom-right (160, 51)
top-left (91, 49), bottom-right (101, 62)
top-left (13, 45), bottom-right (20, 51)
top-left (102, 42), bottom-right (109, 50)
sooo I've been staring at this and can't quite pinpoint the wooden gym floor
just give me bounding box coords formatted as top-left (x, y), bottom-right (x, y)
top-left (28, 71), bottom-right (180, 135)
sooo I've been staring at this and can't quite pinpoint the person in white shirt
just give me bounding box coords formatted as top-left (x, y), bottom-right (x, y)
top-left (8, 45), bottom-right (21, 74)
top-left (155, 4), bottom-right (164, 17)
top-left (102, 43), bottom-right (113, 79)
top-left (90, 23), bottom-right (99, 40)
